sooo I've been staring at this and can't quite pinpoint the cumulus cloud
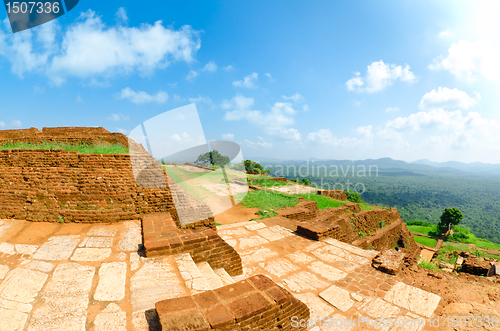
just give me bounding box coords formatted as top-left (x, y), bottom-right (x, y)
top-left (107, 113), bottom-right (129, 121)
top-left (115, 7), bottom-right (128, 24)
top-left (223, 95), bottom-right (299, 139)
top-left (188, 95), bottom-right (212, 104)
top-left (428, 39), bottom-right (500, 81)
top-left (419, 87), bottom-right (480, 111)
top-left (118, 87), bottom-right (168, 104)
top-left (202, 61), bottom-right (217, 72)
top-left (346, 60), bottom-right (417, 93)
top-left (244, 137), bottom-right (272, 149)
top-left (385, 107), bottom-right (400, 112)
top-left (186, 70), bottom-right (198, 82)
top-left (282, 93), bottom-right (305, 102)
top-left (265, 73), bottom-right (275, 82)
top-left (222, 133), bottom-right (234, 140)
top-left (233, 73), bottom-right (258, 88)
top-left (0, 10), bottom-right (201, 85)
top-left (223, 65), bottom-right (235, 71)
top-left (0, 119), bottom-right (22, 128)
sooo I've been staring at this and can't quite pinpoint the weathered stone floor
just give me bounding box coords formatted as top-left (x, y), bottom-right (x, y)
top-left (0, 218), bottom-right (441, 330)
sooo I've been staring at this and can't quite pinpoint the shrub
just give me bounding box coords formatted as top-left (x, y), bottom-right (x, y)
top-left (301, 178), bottom-right (312, 186)
top-left (346, 190), bottom-right (364, 203)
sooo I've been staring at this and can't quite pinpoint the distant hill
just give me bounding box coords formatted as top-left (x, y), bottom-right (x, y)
top-left (413, 159), bottom-right (500, 175)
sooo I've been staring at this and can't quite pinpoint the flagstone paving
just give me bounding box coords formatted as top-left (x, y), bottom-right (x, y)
top-left (0, 218), bottom-right (441, 330)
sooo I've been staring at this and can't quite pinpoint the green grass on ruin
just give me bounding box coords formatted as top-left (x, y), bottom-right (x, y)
top-left (0, 141), bottom-right (129, 154)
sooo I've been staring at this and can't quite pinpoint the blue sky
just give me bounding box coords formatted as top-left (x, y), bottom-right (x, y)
top-left (1, 1), bottom-right (499, 163)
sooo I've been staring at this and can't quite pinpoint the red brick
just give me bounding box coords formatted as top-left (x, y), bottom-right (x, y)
top-left (155, 296), bottom-right (197, 316)
top-left (168, 236), bottom-right (182, 248)
top-left (193, 291), bottom-right (220, 310)
top-left (226, 292), bottom-right (271, 322)
top-left (205, 304), bottom-right (234, 328)
top-left (248, 275), bottom-right (274, 291)
top-left (379, 283), bottom-right (392, 291)
top-left (265, 286), bottom-right (287, 304)
top-left (214, 280), bottom-right (255, 300)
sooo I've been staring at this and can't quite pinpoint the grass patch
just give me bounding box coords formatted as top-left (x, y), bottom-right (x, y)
top-left (475, 238), bottom-right (500, 250)
top-left (0, 141), bottom-right (129, 154)
top-left (418, 260), bottom-right (437, 270)
top-left (408, 225), bottom-right (441, 237)
top-left (238, 190), bottom-right (300, 220)
top-left (294, 193), bottom-right (347, 210)
top-left (413, 235), bottom-right (437, 247)
top-left (360, 204), bottom-right (375, 210)
top-left (440, 241), bottom-right (474, 253)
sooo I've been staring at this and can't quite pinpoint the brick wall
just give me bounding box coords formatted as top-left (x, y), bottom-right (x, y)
top-left (0, 149), bottom-right (175, 223)
top-left (0, 127), bottom-right (130, 148)
top-left (155, 274), bottom-right (310, 331)
top-left (142, 213), bottom-right (242, 276)
top-left (318, 189), bottom-right (348, 201)
top-left (277, 199), bottom-right (319, 222)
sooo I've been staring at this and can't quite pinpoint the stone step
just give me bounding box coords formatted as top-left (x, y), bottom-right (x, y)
top-left (196, 262), bottom-right (224, 289)
top-left (214, 268), bottom-right (236, 286)
top-left (173, 253), bottom-right (211, 295)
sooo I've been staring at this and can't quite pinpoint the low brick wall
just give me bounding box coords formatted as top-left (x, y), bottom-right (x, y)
top-left (354, 219), bottom-right (421, 259)
top-left (278, 199), bottom-right (319, 222)
top-left (318, 189), bottom-right (348, 201)
top-left (250, 177), bottom-right (287, 183)
top-left (348, 209), bottom-right (401, 236)
top-left (155, 274), bottom-right (309, 331)
top-left (142, 213), bottom-right (242, 276)
top-left (0, 149), bottom-right (175, 223)
top-left (296, 220), bottom-right (341, 241)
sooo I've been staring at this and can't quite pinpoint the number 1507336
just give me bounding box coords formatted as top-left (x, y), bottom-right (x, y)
top-left (5, 2), bottom-right (60, 14)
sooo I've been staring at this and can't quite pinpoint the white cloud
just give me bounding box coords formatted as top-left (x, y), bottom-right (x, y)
top-left (265, 73), bottom-right (275, 82)
top-left (385, 107), bottom-right (400, 112)
top-left (244, 137), bottom-right (272, 149)
top-left (277, 128), bottom-right (301, 141)
top-left (116, 127), bottom-right (130, 135)
top-left (223, 95), bottom-right (298, 138)
top-left (202, 61), bottom-right (217, 72)
top-left (282, 93), bottom-right (305, 102)
top-left (118, 87), bottom-right (168, 104)
top-left (233, 73), bottom-right (258, 88)
top-left (223, 65), bottom-right (235, 71)
top-left (186, 70), bottom-right (198, 81)
top-left (0, 10), bottom-right (201, 85)
top-left (188, 95), bottom-right (212, 104)
top-left (222, 133), bottom-right (234, 140)
top-left (306, 129), bottom-right (366, 148)
top-left (0, 119), bottom-right (22, 128)
top-left (355, 125), bottom-right (373, 139)
top-left (303, 104), bottom-right (310, 111)
top-left (170, 132), bottom-right (190, 142)
top-left (76, 95), bottom-right (83, 103)
top-left (419, 87), bottom-right (480, 111)
top-left (107, 113), bottom-right (130, 121)
top-left (429, 39), bottom-right (500, 81)
top-left (115, 7), bottom-right (128, 24)
top-left (438, 31), bottom-right (450, 37)
top-left (346, 60), bottom-right (417, 93)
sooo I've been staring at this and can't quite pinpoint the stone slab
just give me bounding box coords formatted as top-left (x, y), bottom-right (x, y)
top-left (33, 236), bottom-right (80, 261)
top-left (27, 263), bottom-right (95, 331)
top-left (238, 235), bottom-right (269, 249)
top-left (358, 298), bottom-right (400, 319)
top-left (87, 227), bottom-right (117, 237)
top-left (260, 258), bottom-right (298, 277)
top-left (79, 237), bottom-right (113, 248)
top-left (0, 307), bottom-right (28, 331)
top-left (130, 258), bottom-right (187, 312)
top-left (119, 221), bottom-right (142, 251)
top-left (94, 262), bottom-right (127, 302)
top-left (282, 271), bottom-right (328, 293)
top-left (14, 244), bottom-right (38, 255)
top-left (384, 282), bottom-right (441, 318)
top-left (0, 243), bottom-right (15, 255)
top-left (322, 237), bottom-right (379, 259)
top-left (0, 268), bottom-right (48, 303)
top-left (256, 228), bottom-right (285, 242)
top-left (24, 261), bottom-right (54, 273)
top-left (295, 293), bottom-right (334, 321)
top-left (70, 248), bottom-right (111, 262)
top-left (0, 265), bottom-right (8, 280)
top-left (240, 247), bottom-right (278, 264)
top-left (94, 303), bottom-right (127, 331)
top-left (196, 262), bottom-right (224, 289)
top-left (244, 222), bottom-right (267, 231)
top-left (0, 298), bottom-right (33, 313)
top-left (309, 261), bottom-right (347, 282)
top-left (319, 285), bottom-right (354, 312)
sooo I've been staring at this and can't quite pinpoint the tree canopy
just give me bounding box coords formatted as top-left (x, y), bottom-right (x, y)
top-left (194, 150), bottom-right (231, 168)
top-left (439, 207), bottom-right (463, 230)
top-left (234, 160), bottom-right (271, 174)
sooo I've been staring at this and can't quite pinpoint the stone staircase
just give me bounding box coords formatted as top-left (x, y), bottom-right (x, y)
top-left (174, 253), bottom-right (236, 294)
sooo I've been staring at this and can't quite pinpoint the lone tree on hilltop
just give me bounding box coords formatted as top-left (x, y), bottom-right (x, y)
top-left (234, 160), bottom-right (270, 174)
top-left (439, 207), bottom-right (463, 233)
top-left (194, 150), bottom-right (231, 168)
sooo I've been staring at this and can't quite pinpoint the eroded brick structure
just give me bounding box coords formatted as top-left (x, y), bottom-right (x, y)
top-left (155, 275), bottom-right (310, 330)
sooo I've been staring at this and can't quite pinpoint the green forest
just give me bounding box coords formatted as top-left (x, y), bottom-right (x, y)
top-left (262, 160), bottom-right (500, 243)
